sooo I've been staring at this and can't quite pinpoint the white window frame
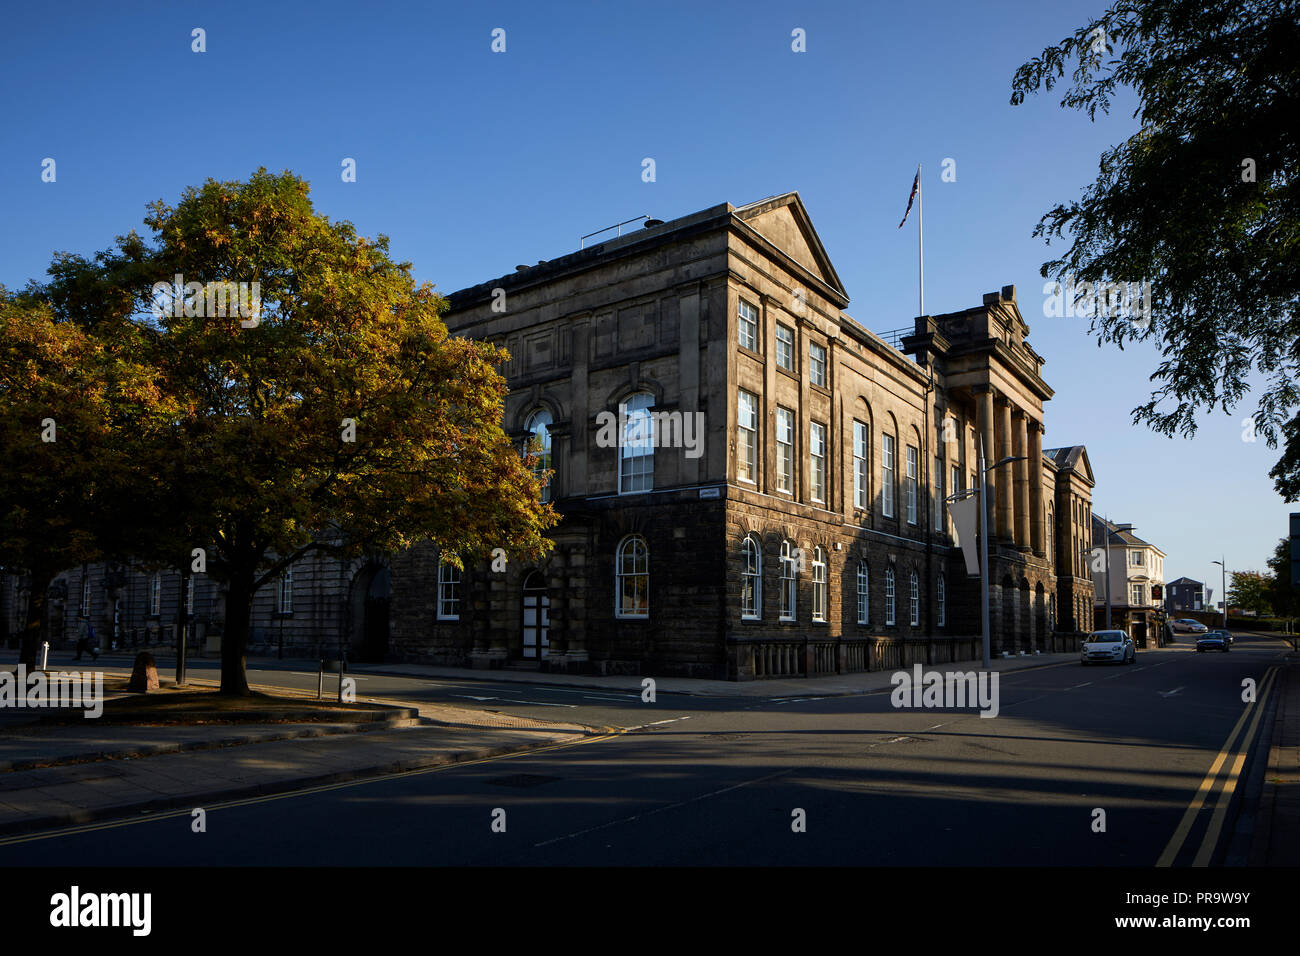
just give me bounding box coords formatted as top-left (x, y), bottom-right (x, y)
top-left (81, 575), bottom-right (91, 619)
top-left (856, 563), bottom-right (869, 625)
top-left (741, 534), bottom-right (762, 620)
top-left (1130, 583), bottom-right (1144, 607)
top-left (776, 407), bottom-right (794, 494)
top-left (853, 420), bottom-right (869, 510)
top-left (150, 571), bottom-right (162, 617)
top-left (809, 421), bottom-right (826, 503)
top-left (780, 540), bottom-right (797, 621)
top-left (909, 570), bottom-right (920, 626)
top-left (616, 535), bottom-right (649, 619)
top-left (775, 323), bottom-right (794, 371)
top-left (812, 547), bottom-right (827, 623)
top-left (277, 566), bottom-right (294, 615)
top-left (1129, 549), bottom-right (1143, 567)
top-left (906, 444), bottom-right (919, 525)
top-left (885, 568), bottom-right (896, 626)
top-left (737, 389), bottom-right (758, 483)
top-left (882, 433), bottom-right (896, 518)
top-left (937, 573), bottom-right (946, 627)
top-left (618, 393), bottom-right (655, 494)
top-left (738, 298), bottom-right (759, 351)
top-left (437, 558), bottom-right (461, 620)
top-left (809, 341), bottom-right (826, 387)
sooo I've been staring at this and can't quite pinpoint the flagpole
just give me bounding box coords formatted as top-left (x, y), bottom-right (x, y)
top-left (917, 163), bottom-right (924, 317)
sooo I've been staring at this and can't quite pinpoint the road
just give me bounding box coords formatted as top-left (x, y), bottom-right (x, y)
top-left (1, 634), bottom-right (1287, 865)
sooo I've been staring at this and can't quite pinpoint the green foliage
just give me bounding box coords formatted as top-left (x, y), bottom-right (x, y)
top-left (1011, 0), bottom-right (1300, 498)
top-left (1227, 569), bottom-right (1272, 615)
top-left (1265, 536), bottom-right (1299, 618)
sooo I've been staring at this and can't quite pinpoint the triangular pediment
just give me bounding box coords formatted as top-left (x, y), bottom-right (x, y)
top-left (734, 193), bottom-right (847, 302)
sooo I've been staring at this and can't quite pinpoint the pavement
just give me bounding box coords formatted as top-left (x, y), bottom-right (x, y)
top-left (90, 643), bottom-right (1084, 697)
top-left (1248, 650), bottom-right (1300, 865)
top-left (0, 670), bottom-right (597, 837)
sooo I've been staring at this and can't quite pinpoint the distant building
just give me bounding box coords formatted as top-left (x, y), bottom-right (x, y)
top-left (1166, 576), bottom-right (1204, 612)
top-left (1091, 515), bottom-right (1166, 643)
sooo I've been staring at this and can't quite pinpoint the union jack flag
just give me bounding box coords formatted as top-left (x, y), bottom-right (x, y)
top-left (898, 168), bottom-right (920, 228)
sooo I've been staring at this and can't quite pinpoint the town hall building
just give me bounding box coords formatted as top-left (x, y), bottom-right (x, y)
top-left (3, 193), bottom-right (1098, 680)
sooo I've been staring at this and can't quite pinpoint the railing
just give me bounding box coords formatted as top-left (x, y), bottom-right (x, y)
top-left (878, 326), bottom-right (913, 350)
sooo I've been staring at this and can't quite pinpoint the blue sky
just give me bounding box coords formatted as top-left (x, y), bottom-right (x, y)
top-left (0, 0), bottom-right (1290, 595)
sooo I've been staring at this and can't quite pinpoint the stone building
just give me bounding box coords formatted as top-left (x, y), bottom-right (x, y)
top-left (387, 192), bottom-right (1096, 678)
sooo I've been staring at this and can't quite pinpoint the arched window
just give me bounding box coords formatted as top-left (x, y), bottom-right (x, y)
top-left (937, 573), bottom-right (946, 627)
top-left (150, 571), bottom-right (162, 617)
top-left (741, 535), bottom-right (762, 620)
top-left (616, 535), bottom-right (649, 618)
top-left (619, 393), bottom-right (655, 494)
top-left (437, 558), bottom-right (461, 620)
top-left (856, 563), bottom-right (869, 625)
top-left (812, 547), bottom-right (827, 623)
top-left (884, 568), bottom-right (896, 626)
top-left (525, 409), bottom-right (553, 503)
top-left (909, 570), bottom-right (920, 626)
top-left (780, 540), bottom-right (797, 621)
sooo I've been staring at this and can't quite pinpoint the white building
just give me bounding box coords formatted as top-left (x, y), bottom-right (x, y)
top-left (1090, 515), bottom-right (1166, 644)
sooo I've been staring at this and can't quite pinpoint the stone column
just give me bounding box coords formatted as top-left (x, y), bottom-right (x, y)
top-left (996, 397), bottom-right (1014, 542)
top-left (1013, 410), bottom-right (1030, 551)
top-left (975, 386), bottom-right (995, 537)
top-left (1029, 421), bottom-right (1045, 556)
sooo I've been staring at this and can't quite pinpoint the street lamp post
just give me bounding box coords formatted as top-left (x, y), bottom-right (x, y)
top-left (1094, 516), bottom-right (1134, 631)
top-left (955, 437), bottom-right (1024, 670)
top-left (1213, 558), bottom-right (1228, 630)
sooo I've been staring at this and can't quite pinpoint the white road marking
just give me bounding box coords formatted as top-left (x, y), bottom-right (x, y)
top-left (287, 672), bottom-right (370, 681)
top-left (625, 715), bottom-right (692, 731)
top-left (1159, 687), bottom-right (1185, 698)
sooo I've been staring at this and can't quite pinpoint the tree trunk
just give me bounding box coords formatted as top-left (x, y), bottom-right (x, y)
top-left (219, 575), bottom-right (254, 696)
top-left (18, 570), bottom-right (53, 668)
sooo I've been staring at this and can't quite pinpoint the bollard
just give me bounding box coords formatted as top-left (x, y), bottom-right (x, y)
top-left (39, 641), bottom-right (50, 671)
top-left (337, 658), bottom-right (347, 704)
top-left (317, 659), bottom-right (324, 700)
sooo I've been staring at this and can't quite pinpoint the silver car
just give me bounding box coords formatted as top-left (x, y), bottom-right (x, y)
top-left (1081, 630), bottom-right (1136, 665)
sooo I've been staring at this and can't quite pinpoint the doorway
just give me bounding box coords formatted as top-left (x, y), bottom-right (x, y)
top-left (522, 571), bottom-right (549, 660)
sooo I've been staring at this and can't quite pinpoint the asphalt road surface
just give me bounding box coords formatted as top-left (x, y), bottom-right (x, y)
top-left (1, 634), bottom-right (1287, 866)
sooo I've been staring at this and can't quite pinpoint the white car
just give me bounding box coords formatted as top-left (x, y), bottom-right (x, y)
top-left (1081, 630), bottom-right (1136, 665)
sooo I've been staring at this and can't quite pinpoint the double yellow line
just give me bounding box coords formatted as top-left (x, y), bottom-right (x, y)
top-left (1156, 665), bottom-right (1277, 867)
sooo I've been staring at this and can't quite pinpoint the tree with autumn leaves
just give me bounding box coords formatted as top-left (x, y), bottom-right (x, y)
top-left (3, 169), bottom-right (556, 694)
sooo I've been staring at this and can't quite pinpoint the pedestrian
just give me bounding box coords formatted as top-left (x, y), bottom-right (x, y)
top-left (74, 620), bottom-right (90, 660)
top-left (86, 622), bottom-right (99, 661)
